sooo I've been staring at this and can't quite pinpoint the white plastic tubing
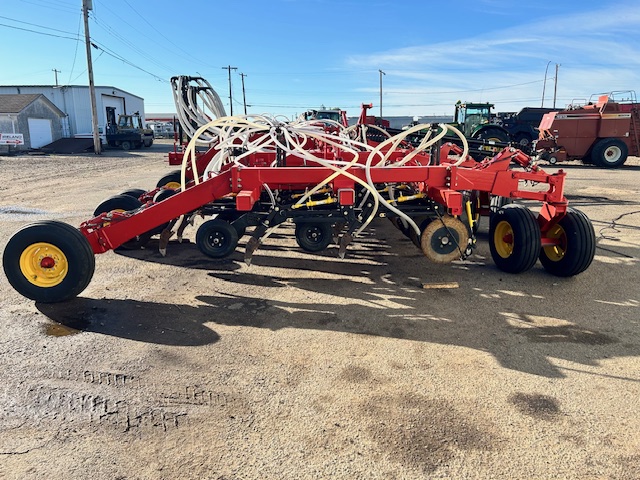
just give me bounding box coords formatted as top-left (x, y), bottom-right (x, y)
top-left (181, 115), bottom-right (469, 238)
top-left (171, 76), bottom-right (227, 145)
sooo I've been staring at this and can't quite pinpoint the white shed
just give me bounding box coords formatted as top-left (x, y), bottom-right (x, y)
top-left (0, 94), bottom-right (66, 151)
top-left (0, 85), bottom-right (146, 137)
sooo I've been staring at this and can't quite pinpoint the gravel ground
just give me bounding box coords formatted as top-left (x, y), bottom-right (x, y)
top-left (0, 141), bottom-right (639, 479)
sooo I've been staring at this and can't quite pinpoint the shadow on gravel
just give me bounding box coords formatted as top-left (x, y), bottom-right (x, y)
top-left (36, 297), bottom-right (220, 346)
top-left (110, 223), bottom-right (640, 379)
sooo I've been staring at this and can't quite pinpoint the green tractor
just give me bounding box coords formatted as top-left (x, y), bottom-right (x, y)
top-left (452, 101), bottom-right (511, 144)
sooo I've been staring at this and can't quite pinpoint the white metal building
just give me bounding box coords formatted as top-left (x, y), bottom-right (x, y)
top-left (0, 85), bottom-right (146, 137)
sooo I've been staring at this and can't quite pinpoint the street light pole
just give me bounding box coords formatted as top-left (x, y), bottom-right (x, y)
top-left (541, 61), bottom-right (551, 108)
top-left (379, 69), bottom-right (386, 119)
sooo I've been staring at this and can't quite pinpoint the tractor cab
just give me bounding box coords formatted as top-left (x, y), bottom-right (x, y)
top-left (453, 102), bottom-right (494, 137)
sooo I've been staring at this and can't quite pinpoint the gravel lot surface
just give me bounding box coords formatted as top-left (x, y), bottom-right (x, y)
top-left (1, 141), bottom-right (639, 479)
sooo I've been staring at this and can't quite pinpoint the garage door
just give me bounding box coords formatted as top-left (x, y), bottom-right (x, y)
top-left (28, 118), bottom-right (52, 148)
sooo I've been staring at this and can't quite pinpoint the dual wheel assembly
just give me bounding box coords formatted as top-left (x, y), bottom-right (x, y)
top-left (489, 205), bottom-right (595, 276)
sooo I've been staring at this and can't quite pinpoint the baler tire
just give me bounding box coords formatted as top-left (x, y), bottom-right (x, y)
top-left (156, 170), bottom-right (182, 189)
top-left (591, 138), bottom-right (628, 168)
top-left (539, 208), bottom-right (595, 277)
top-left (93, 194), bottom-right (151, 249)
top-left (121, 141), bottom-right (132, 151)
top-left (295, 222), bottom-right (332, 252)
top-left (196, 219), bottom-right (239, 258)
top-left (489, 205), bottom-right (540, 274)
top-left (3, 221), bottom-right (95, 303)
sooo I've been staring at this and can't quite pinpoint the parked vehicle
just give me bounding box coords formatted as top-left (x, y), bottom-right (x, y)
top-left (106, 112), bottom-right (154, 150)
top-left (496, 107), bottom-right (556, 147)
top-left (536, 91), bottom-right (640, 168)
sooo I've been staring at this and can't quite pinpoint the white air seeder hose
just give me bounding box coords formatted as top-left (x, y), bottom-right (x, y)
top-left (180, 114), bottom-right (470, 241)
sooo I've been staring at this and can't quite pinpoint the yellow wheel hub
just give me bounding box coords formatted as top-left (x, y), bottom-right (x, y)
top-left (19, 242), bottom-right (68, 288)
top-left (494, 220), bottom-right (514, 258)
top-left (543, 224), bottom-right (566, 261)
top-left (164, 181), bottom-right (181, 190)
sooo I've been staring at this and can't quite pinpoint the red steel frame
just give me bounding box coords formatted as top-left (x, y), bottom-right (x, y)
top-left (80, 146), bottom-right (568, 255)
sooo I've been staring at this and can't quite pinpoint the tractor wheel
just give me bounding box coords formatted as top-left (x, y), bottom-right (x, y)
top-left (295, 222), bottom-right (333, 252)
top-left (93, 194), bottom-right (151, 249)
top-left (475, 128), bottom-right (510, 144)
top-left (539, 208), bottom-right (595, 277)
top-left (156, 170), bottom-right (182, 189)
top-left (3, 221), bottom-right (95, 303)
top-left (591, 138), bottom-right (628, 168)
top-left (121, 141), bottom-right (132, 151)
top-left (144, 139), bottom-right (153, 147)
top-left (196, 219), bottom-right (239, 258)
top-left (420, 215), bottom-right (468, 263)
top-left (489, 205), bottom-right (540, 274)
top-left (120, 188), bottom-right (146, 200)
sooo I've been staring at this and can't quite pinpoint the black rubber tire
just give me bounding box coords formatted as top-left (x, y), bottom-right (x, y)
top-left (475, 127), bottom-right (510, 144)
top-left (489, 195), bottom-right (513, 215)
top-left (408, 216), bottom-right (430, 248)
top-left (93, 194), bottom-right (151, 249)
top-left (3, 221), bottom-right (95, 303)
top-left (514, 133), bottom-right (532, 148)
top-left (591, 138), bottom-right (628, 168)
top-left (489, 205), bottom-right (541, 274)
top-left (295, 222), bottom-right (333, 252)
top-left (156, 170), bottom-right (182, 189)
top-left (217, 212), bottom-right (246, 238)
top-left (121, 141), bottom-right (132, 151)
top-left (144, 139), bottom-right (153, 147)
top-left (149, 189), bottom-right (177, 235)
top-left (539, 208), bottom-right (595, 277)
top-left (153, 189), bottom-right (177, 203)
top-left (196, 219), bottom-right (239, 258)
top-left (120, 188), bottom-right (146, 200)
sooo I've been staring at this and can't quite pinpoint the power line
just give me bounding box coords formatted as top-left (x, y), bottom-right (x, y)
top-left (0, 22), bottom-right (79, 41)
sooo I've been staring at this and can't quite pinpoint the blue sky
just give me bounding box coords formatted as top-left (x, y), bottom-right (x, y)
top-left (1, 0), bottom-right (639, 119)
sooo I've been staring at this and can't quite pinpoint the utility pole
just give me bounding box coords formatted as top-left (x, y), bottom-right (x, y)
top-left (222, 65), bottom-right (237, 115)
top-left (52, 69), bottom-right (61, 87)
top-left (541, 61), bottom-right (551, 107)
top-left (379, 69), bottom-right (386, 118)
top-left (82, 0), bottom-right (101, 154)
top-left (553, 63), bottom-right (560, 109)
top-left (239, 73), bottom-right (248, 115)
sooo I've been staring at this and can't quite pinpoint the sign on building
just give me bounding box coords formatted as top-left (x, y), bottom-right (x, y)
top-left (0, 133), bottom-right (25, 145)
